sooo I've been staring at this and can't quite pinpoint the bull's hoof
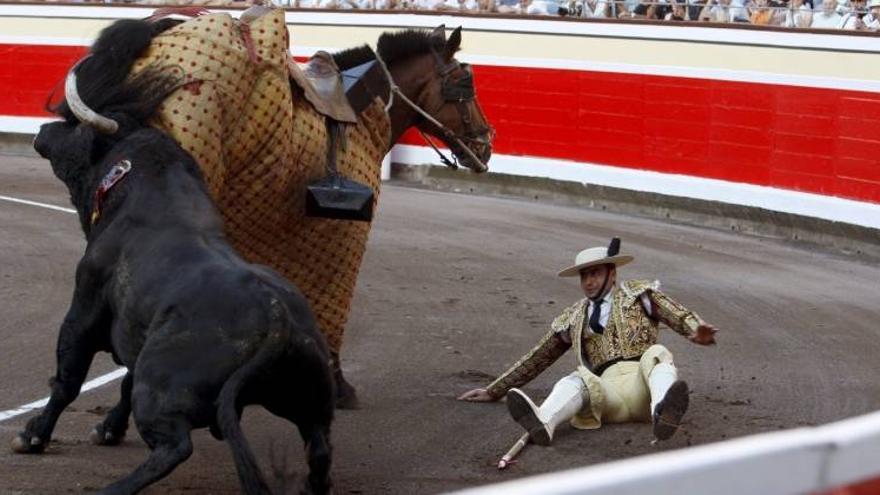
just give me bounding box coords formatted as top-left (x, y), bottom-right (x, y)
top-left (11, 433), bottom-right (46, 454)
top-left (90, 424), bottom-right (124, 446)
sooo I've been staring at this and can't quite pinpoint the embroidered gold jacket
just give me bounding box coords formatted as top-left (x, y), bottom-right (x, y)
top-left (486, 280), bottom-right (704, 399)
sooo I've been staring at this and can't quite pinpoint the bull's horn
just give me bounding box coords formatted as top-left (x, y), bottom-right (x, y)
top-left (64, 57), bottom-right (119, 135)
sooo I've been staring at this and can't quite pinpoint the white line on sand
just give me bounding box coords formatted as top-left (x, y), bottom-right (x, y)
top-left (0, 368), bottom-right (127, 423)
top-left (0, 194), bottom-right (75, 214)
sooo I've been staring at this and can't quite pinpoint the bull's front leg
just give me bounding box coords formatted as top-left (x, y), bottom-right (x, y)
top-left (11, 296), bottom-right (107, 454)
top-left (90, 371), bottom-right (132, 446)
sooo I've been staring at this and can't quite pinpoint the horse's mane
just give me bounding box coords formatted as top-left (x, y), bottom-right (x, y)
top-left (332, 45), bottom-right (375, 71)
top-left (332, 29), bottom-right (445, 70)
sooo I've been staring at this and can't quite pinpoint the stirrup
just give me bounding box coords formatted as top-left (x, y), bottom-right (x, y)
top-left (305, 119), bottom-right (374, 222)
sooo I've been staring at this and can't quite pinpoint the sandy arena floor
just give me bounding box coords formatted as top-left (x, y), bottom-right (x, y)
top-left (1, 153), bottom-right (879, 494)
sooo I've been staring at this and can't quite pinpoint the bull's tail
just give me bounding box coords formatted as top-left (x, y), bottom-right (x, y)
top-left (217, 310), bottom-right (290, 495)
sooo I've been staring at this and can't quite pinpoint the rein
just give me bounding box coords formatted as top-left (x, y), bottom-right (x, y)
top-left (374, 51), bottom-right (489, 173)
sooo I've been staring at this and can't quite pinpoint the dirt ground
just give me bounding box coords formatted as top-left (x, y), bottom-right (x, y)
top-left (1, 153), bottom-right (880, 495)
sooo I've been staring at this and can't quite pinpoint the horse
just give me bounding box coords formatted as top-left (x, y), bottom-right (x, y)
top-left (319, 25), bottom-right (495, 404)
top-left (61, 7), bottom-right (495, 410)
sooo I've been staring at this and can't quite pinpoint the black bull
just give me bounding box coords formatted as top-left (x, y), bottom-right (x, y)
top-left (16, 104), bottom-right (335, 493)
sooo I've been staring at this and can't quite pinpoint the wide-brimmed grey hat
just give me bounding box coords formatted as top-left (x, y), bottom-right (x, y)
top-left (557, 238), bottom-right (633, 277)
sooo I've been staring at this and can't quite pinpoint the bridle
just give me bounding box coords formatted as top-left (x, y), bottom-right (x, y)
top-left (375, 50), bottom-right (492, 173)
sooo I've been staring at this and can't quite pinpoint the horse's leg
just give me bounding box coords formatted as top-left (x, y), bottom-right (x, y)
top-left (91, 371), bottom-right (133, 446)
top-left (331, 351), bottom-right (359, 410)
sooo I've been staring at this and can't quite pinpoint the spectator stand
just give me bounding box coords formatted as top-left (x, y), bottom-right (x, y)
top-left (4, 0), bottom-right (878, 29)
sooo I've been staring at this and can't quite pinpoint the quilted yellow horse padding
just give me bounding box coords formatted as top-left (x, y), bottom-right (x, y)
top-left (131, 9), bottom-right (391, 353)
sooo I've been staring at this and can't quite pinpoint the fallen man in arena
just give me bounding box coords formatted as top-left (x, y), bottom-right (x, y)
top-left (458, 238), bottom-right (718, 467)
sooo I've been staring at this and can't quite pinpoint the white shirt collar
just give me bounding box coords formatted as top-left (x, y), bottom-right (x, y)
top-left (590, 285), bottom-right (615, 307)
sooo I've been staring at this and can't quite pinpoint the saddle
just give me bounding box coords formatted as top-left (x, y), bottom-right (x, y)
top-left (289, 52), bottom-right (358, 124)
top-left (288, 49), bottom-right (388, 123)
top-left (296, 51), bottom-right (389, 222)
top-left (147, 5), bottom-right (376, 126)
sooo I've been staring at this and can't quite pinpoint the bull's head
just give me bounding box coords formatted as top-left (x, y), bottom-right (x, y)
top-left (35, 56), bottom-right (178, 232)
top-left (34, 60), bottom-right (125, 220)
top-left (35, 118), bottom-right (109, 234)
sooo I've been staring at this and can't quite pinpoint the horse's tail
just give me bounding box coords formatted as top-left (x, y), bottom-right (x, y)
top-left (216, 307), bottom-right (291, 495)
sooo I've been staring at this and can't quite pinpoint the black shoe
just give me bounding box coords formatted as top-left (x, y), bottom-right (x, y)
top-left (507, 389), bottom-right (552, 446)
top-left (652, 380), bottom-right (689, 441)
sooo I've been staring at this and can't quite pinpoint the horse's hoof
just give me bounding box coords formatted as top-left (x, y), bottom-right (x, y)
top-left (90, 425), bottom-right (123, 446)
top-left (334, 367), bottom-right (360, 409)
top-left (11, 433), bottom-right (45, 454)
top-left (332, 352), bottom-right (360, 410)
top-left (335, 382), bottom-right (360, 410)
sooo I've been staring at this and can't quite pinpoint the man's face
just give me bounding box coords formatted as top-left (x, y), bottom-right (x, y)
top-left (579, 264), bottom-right (614, 299)
top-left (824, 0), bottom-right (837, 13)
top-left (870, 4), bottom-right (879, 15)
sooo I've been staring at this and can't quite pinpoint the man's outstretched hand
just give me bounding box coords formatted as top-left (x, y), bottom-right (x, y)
top-left (689, 323), bottom-right (718, 345)
top-left (457, 388), bottom-right (496, 402)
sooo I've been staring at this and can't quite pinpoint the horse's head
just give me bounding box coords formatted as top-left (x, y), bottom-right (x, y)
top-left (379, 26), bottom-right (494, 173)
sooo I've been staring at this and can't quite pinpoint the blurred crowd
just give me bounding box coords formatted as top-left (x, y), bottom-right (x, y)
top-left (28, 0), bottom-right (880, 30)
top-left (593, 0), bottom-right (880, 29)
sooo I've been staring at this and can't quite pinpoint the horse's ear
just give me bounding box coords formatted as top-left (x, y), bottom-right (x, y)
top-left (431, 24), bottom-right (446, 41)
top-left (444, 26), bottom-right (462, 60)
